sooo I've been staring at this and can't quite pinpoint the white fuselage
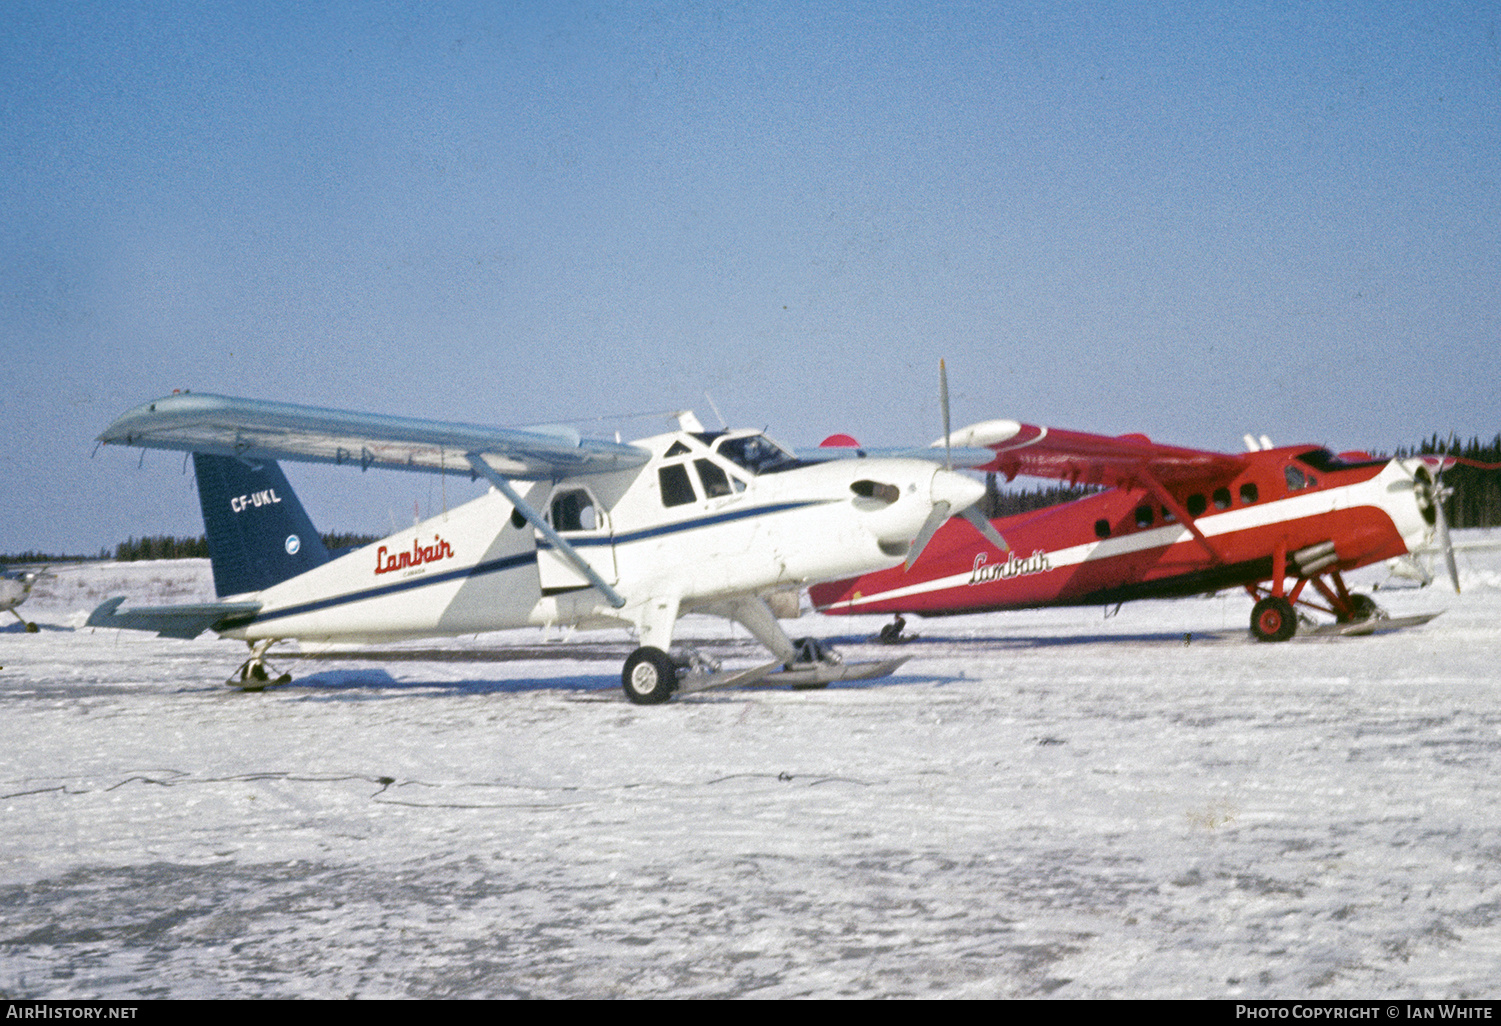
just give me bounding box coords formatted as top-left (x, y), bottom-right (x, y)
top-left (225, 427), bottom-right (973, 644)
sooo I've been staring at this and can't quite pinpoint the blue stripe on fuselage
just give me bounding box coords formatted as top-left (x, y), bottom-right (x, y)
top-left (248, 550), bottom-right (538, 626)
top-left (244, 499), bottom-right (833, 628)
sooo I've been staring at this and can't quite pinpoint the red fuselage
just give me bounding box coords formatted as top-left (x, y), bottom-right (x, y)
top-left (811, 448), bottom-right (1427, 616)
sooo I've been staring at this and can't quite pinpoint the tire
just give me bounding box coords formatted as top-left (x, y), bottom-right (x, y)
top-left (1341, 594), bottom-right (1379, 623)
top-left (787, 637), bottom-right (831, 690)
top-left (1251, 596), bottom-right (1297, 642)
top-left (623, 646), bottom-right (678, 705)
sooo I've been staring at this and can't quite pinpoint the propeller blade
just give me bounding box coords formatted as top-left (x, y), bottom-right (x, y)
top-left (905, 500), bottom-right (951, 571)
top-left (939, 359), bottom-right (951, 471)
top-left (959, 505), bottom-right (1010, 553)
top-left (1434, 474), bottom-right (1461, 593)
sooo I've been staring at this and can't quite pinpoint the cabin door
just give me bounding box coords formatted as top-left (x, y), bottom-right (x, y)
top-left (534, 486), bottom-right (619, 594)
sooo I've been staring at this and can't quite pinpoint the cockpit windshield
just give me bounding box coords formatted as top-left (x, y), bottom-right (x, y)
top-left (1295, 448), bottom-right (1388, 473)
top-left (715, 434), bottom-right (804, 475)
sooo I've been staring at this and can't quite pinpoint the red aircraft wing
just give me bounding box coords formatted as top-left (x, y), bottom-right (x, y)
top-left (949, 419), bottom-right (1249, 490)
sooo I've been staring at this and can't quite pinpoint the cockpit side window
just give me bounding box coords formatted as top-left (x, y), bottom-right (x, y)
top-left (715, 434), bottom-right (803, 475)
top-left (1285, 465), bottom-right (1308, 490)
top-left (658, 464), bottom-right (697, 508)
top-left (695, 459), bottom-right (734, 498)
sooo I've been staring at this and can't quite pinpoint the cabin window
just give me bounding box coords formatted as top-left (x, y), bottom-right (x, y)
top-left (1285, 465), bottom-right (1307, 490)
top-left (1240, 482), bottom-right (1259, 504)
top-left (1135, 505), bottom-right (1154, 529)
top-left (1095, 519), bottom-right (1111, 539)
top-left (1213, 487), bottom-right (1232, 510)
top-left (549, 489), bottom-right (600, 531)
top-left (658, 464), bottom-right (697, 507)
top-left (695, 459), bottom-right (734, 498)
top-left (1186, 494), bottom-right (1207, 517)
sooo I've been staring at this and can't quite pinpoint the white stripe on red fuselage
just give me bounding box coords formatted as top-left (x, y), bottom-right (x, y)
top-left (813, 457), bottom-right (1429, 615)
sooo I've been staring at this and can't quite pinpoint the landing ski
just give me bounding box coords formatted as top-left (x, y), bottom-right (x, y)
top-left (676, 656), bottom-right (911, 696)
top-left (1299, 612), bottom-right (1441, 638)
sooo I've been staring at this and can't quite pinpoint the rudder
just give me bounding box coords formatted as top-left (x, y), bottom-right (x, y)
top-left (193, 453), bottom-right (331, 597)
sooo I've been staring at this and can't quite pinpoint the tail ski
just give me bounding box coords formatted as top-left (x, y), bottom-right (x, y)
top-left (193, 453), bottom-right (331, 597)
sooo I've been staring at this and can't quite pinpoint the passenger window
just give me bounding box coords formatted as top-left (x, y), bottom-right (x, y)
top-left (1213, 488), bottom-right (1231, 510)
top-left (1186, 494), bottom-right (1207, 517)
top-left (550, 489), bottom-right (599, 531)
top-left (658, 464), bottom-right (697, 508)
top-left (695, 459), bottom-right (733, 499)
top-left (1095, 519), bottom-right (1111, 539)
top-left (1135, 505), bottom-right (1154, 529)
top-left (1240, 482), bottom-right (1259, 504)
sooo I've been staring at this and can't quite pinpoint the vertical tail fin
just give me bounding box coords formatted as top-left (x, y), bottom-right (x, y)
top-left (193, 453), bottom-right (331, 597)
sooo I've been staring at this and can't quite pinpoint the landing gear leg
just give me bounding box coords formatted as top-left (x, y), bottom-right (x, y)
top-left (231, 639), bottom-right (292, 691)
top-left (9, 610), bottom-right (37, 633)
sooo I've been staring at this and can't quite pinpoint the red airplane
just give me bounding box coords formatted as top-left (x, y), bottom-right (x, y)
top-left (809, 419), bottom-right (1482, 642)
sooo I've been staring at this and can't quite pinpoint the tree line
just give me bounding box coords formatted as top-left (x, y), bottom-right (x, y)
top-left (984, 433), bottom-right (1501, 529)
top-left (1393, 434), bottom-right (1501, 529)
top-left (110, 532), bottom-right (380, 562)
top-left (6, 437), bottom-right (1500, 564)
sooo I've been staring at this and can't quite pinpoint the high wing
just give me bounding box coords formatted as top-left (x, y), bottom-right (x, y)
top-left (948, 420), bottom-right (1249, 488)
top-left (97, 393), bottom-right (651, 480)
top-left (795, 444), bottom-right (999, 469)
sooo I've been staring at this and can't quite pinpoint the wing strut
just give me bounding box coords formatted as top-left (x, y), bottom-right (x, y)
top-left (1134, 468), bottom-right (1223, 564)
top-left (465, 453), bottom-right (627, 610)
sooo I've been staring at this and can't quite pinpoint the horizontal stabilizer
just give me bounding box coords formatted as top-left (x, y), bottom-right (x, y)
top-left (86, 596), bottom-right (261, 639)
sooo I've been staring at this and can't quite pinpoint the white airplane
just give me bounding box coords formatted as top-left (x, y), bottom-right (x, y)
top-left (88, 391), bottom-right (994, 702)
top-left (2, 568), bottom-right (46, 632)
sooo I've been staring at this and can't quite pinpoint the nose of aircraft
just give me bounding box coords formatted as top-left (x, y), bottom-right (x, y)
top-left (930, 467), bottom-right (986, 514)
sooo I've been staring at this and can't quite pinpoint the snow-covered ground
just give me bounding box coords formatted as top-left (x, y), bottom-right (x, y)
top-left (2, 533), bottom-right (1500, 999)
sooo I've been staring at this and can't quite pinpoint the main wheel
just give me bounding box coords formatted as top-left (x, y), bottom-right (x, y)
top-left (1341, 593), bottom-right (1379, 623)
top-left (1251, 596), bottom-right (1297, 642)
top-left (623, 646), bottom-right (678, 705)
top-left (787, 637), bottom-right (832, 690)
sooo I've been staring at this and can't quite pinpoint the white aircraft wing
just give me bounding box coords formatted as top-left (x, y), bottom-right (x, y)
top-left (97, 393), bottom-right (651, 480)
top-left (795, 445), bottom-right (998, 469)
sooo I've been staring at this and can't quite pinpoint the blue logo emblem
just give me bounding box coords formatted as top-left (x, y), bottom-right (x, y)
top-left (285, 535), bottom-right (301, 555)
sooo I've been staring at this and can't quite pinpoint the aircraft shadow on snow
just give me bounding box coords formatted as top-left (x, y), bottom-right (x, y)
top-left (274, 660), bottom-right (934, 699)
top-left (822, 628), bottom-right (1246, 651)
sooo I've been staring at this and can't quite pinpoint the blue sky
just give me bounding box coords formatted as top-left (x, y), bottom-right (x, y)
top-left (2, 1), bottom-right (1498, 553)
